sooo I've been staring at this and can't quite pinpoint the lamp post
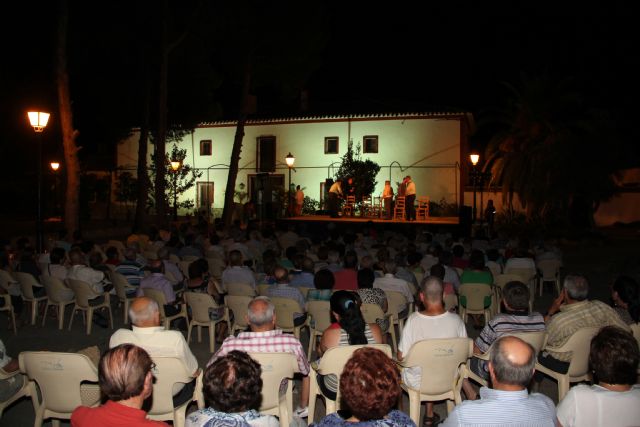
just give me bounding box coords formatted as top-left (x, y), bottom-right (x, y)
top-left (28, 111), bottom-right (50, 254)
top-left (470, 152), bottom-right (479, 223)
top-left (170, 160), bottom-right (181, 221)
top-left (285, 152), bottom-right (295, 217)
top-left (50, 162), bottom-right (60, 218)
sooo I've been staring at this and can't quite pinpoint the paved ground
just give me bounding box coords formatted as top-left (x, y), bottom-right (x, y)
top-left (1, 225), bottom-right (638, 426)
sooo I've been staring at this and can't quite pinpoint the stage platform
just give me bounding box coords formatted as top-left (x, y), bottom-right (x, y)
top-left (281, 214), bottom-right (459, 225)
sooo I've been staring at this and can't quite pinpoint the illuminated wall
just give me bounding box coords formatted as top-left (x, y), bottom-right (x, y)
top-left (117, 113), bottom-right (471, 215)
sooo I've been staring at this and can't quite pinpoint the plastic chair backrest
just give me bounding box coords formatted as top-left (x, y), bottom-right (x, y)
top-left (403, 338), bottom-right (473, 394)
top-left (271, 297), bottom-right (304, 329)
top-left (385, 290), bottom-right (408, 318)
top-left (307, 300), bottom-right (332, 331)
top-left (458, 283), bottom-right (493, 310)
top-left (109, 270), bottom-right (132, 300)
top-left (225, 295), bottom-right (253, 328)
top-left (537, 259), bottom-right (561, 281)
top-left (185, 291), bottom-right (217, 323)
top-left (504, 267), bottom-right (537, 284)
top-left (148, 356), bottom-right (193, 416)
top-left (226, 283), bottom-right (257, 296)
top-left (563, 327), bottom-right (600, 377)
top-left (248, 352), bottom-right (298, 411)
top-left (0, 269), bottom-right (18, 292)
top-left (142, 288), bottom-right (170, 318)
top-left (507, 331), bottom-right (547, 354)
top-left (179, 261), bottom-right (193, 278)
top-left (40, 275), bottom-right (70, 303)
top-left (494, 273), bottom-right (523, 290)
top-left (360, 303), bottom-right (386, 325)
top-left (14, 272), bottom-right (39, 299)
top-left (317, 344), bottom-right (392, 378)
top-left (19, 351), bottom-right (99, 413)
top-left (630, 323), bottom-right (640, 350)
top-left (66, 278), bottom-right (98, 307)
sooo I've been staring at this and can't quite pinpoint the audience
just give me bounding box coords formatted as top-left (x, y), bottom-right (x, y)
top-left (187, 350), bottom-right (278, 427)
top-left (221, 250), bottom-right (256, 291)
top-left (556, 326), bottom-right (640, 427)
top-left (610, 275), bottom-right (639, 324)
top-left (442, 336), bottom-right (556, 426)
top-left (71, 343), bottom-right (168, 426)
top-left (333, 250), bottom-right (359, 291)
top-left (356, 267), bottom-right (389, 332)
top-left (307, 268), bottom-right (335, 302)
top-left (313, 347), bottom-right (415, 427)
top-left (266, 266), bottom-right (307, 325)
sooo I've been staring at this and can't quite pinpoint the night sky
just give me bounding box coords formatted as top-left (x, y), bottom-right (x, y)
top-left (0, 1), bottom-right (637, 187)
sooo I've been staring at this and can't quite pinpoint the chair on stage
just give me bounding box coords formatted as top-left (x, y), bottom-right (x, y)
top-left (394, 196), bottom-right (406, 220)
top-left (416, 196), bottom-right (430, 221)
top-left (342, 195), bottom-right (356, 217)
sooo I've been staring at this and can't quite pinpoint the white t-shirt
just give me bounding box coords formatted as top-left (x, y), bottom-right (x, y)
top-left (556, 384), bottom-right (640, 427)
top-left (399, 310), bottom-right (468, 388)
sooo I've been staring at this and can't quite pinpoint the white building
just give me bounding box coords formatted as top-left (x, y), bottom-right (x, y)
top-left (117, 112), bottom-right (475, 218)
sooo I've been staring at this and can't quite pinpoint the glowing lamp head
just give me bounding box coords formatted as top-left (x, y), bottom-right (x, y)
top-left (28, 111), bottom-right (50, 133)
top-left (470, 153), bottom-right (480, 166)
top-left (170, 161), bottom-right (181, 171)
top-left (285, 152), bottom-right (295, 167)
top-left (50, 162), bottom-right (60, 171)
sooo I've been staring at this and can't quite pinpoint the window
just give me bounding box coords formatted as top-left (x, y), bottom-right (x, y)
top-left (324, 137), bottom-right (339, 154)
top-left (200, 140), bottom-right (212, 156)
top-left (363, 135), bottom-right (378, 153)
top-left (256, 136), bottom-right (276, 172)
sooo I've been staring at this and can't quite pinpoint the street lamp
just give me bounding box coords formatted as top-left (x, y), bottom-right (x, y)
top-left (170, 160), bottom-right (182, 221)
top-left (469, 152), bottom-right (480, 223)
top-left (28, 111), bottom-right (50, 253)
top-left (285, 153), bottom-right (295, 217)
top-left (50, 162), bottom-right (60, 218)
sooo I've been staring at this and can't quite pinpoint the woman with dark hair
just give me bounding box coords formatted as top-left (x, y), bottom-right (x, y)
top-left (356, 268), bottom-right (389, 331)
top-left (611, 275), bottom-right (640, 324)
top-left (186, 350), bottom-right (278, 427)
top-left (459, 250), bottom-right (493, 286)
top-left (314, 347), bottom-right (414, 427)
top-left (317, 290), bottom-right (383, 400)
top-left (307, 268), bottom-right (335, 302)
top-left (556, 326), bottom-right (640, 426)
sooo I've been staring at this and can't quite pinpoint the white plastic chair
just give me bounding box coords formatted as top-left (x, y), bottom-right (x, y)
top-left (142, 287), bottom-right (188, 330)
top-left (306, 300), bottom-right (332, 359)
top-left (226, 282), bottom-right (257, 296)
top-left (535, 326), bottom-right (599, 400)
top-left (458, 283), bottom-right (493, 326)
top-left (249, 352), bottom-right (299, 427)
top-left (184, 291), bottom-right (227, 353)
top-left (308, 343), bottom-right (392, 421)
top-left (19, 351), bottom-right (100, 427)
top-left (0, 365), bottom-right (29, 418)
top-left (271, 297), bottom-right (309, 340)
top-left (0, 293), bottom-right (17, 335)
top-left (401, 338), bottom-right (473, 426)
top-left (147, 357), bottom-right (203, 427)
top-left (66, 278), bottom-right (113, 335)
top-left (225, 294), bottom-right (253, 335)
top-left (536, 259), bottom-right (562, 296)
top-left (360, 303), bottom-right (396, 353)
top-left (13, 272), bottom-right (47, 325)
top-left (108, 270), bottom-right (137, 324)
top-left (384, 290), bottom-right (410, 334)
top-left (40, 275), bottom-right (75, 330)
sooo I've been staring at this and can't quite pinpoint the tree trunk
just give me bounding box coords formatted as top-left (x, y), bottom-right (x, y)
top-left (222, 60), bottom-right (252, 227)
top-left (56, 0), bottom-right (80, 237)
top-left (133, 80), bottom-right (151, 233)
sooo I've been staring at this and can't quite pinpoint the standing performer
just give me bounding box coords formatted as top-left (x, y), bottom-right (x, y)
top-left (327, 179), bottom-right (343, 218)
top-left (382, 180), bottom-right (394, 219)
top-left (404, 175), bottom-right (416, 221)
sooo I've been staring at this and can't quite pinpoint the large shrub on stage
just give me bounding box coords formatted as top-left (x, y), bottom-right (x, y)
top-left (335, 141), bottom-right (381, 201)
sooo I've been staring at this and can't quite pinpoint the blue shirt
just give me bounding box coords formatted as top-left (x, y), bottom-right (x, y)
top-left (312, 410), bottom-right (415, 427)
top-left (289, 271), bottom-right (315, 288)
top-left (442, 387), bottom-right (556, 427)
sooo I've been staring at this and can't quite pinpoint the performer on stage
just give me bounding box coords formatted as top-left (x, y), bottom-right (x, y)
top-left (382, 180), bottom-right (394, 219)
top-left (328, 179), bottom-right (343, 218)
top-left (404, 175), bottom-right (416, 221)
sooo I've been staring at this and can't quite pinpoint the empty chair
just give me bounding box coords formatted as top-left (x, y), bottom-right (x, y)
top-left (308, 343), bottom-right (392, 421)
top-left (19, 351), bottom-right (100, 426)
top-left (271, 297), bottom-right (308, 340)
top-left (147, 357), bottom-right (203, 427)
top-left (536, 259), bottom-right (562, 296)
top-left (225, 295), bottom-right (253, 335)
top-left (249, 352), bottom-right (299, 427)
top-left (535, 326), bottom-right (600, 400)
top-left (458, 283), bottom-right (493, 326)
top-left (400, 337), bottom-right (473, 425)
top-left (342, 195), bottom-right (356, 217)
top-left (384, 290), bottom-right (410, 335)
top-left (416, 196), bottom-right (430, 220)
top-left (185, 291), bottom-right (226, 353)
top-left (393, 196), bottom-right (406, 220)
top-left (40, 275), bottom-right (75, 330)
top-left (306, 300), bottom-right (332, 359)
top-left (66, 278), bottom-right (113, 335)
top-left (13, 272), bottom-right (47, 325)
top-left (108, 270), bottom-right (137, 324)
top-left (141, 287), bottom-right (188, 330)
top-left (360, 303), bottom-right (396, 354)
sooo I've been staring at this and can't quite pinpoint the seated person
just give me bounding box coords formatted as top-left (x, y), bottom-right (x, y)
top-left (0, 338), bottom-right (26, 405)
top-left (71, 343), bottom-right (168, 426)
top-left (186, 350), bottom-right (278, 427)
top-left (556, 326), bottom-right (640, 427)
top-left (356, 268), bottom-right (389, 332)
top-left (307, 268), bottom-right (335, 302)
top-left (313, 347), bottom-right (414, 427)
top-left (611, 275), bottom-right (640, 325)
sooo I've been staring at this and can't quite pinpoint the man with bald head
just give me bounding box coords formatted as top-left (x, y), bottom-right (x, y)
top-left (207, 296), bottom-right (311, 418)
top-left (442, 336), bottom-right (556, 426)
top-left (109, 297), bottom-right (199, 407)
top-left (398, 276), bottom-right (468, 425)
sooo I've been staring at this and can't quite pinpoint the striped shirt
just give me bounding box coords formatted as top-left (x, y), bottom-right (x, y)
top-left (546, 300), bottom-right (630, 361)
top-left (115, 260), bottom-right (144, 286)
top-left (323, 324), bottom-right (377, 393)
top-left (208, 329), bottom-right (310, 375)
top-left (474, 312), bottom-right (546, 376)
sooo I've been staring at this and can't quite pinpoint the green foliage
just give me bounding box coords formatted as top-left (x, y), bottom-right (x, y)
top-left (302, 196), bottom-right (319, 214)
top-left (335, 141), bottom-right (381, 202)
top-left (147, 144), bottom-right (202, 212)
top-left (114, 172), bottom-right (138, 204)
top-left (428, 198), bottom-right (459, 217)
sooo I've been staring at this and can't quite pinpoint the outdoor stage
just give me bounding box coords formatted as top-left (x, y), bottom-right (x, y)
top-left (283, 214), bottom-right (459, 225)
